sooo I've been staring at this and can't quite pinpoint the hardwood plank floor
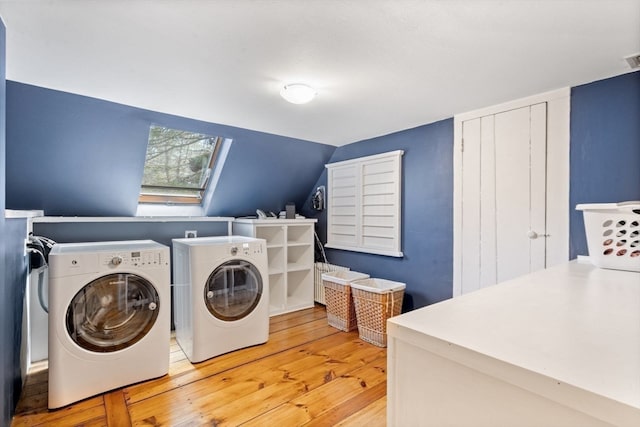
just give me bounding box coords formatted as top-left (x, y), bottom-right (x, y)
top-left (12, 305), bottom-right (387, 426)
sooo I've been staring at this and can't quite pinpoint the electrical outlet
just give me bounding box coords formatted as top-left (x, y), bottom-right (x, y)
top-left (185, 230), bottom-right (197, 238)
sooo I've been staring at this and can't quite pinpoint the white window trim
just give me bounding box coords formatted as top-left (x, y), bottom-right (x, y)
top-left (325, 150), bottom-right (404, 257)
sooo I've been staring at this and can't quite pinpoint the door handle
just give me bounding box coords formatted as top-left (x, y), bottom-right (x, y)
top-left (527, 230), bottom-right (549, 239)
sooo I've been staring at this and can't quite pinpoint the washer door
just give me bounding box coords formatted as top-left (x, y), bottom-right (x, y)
top-left (66, 273), bottom-right (160, 353)
top-left (204, 260), bottom-right (263, 321)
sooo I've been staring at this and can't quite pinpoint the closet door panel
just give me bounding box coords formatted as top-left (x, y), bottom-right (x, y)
top-left (495, 107), bottom-right (546, 282)
top-left (530, 103), bottom-right (548, 272)
top-left (479, 115), bottom-right (497, 288)
top-left (461, 118), bottom-right (481, 295)
top-left (494, 106), bottom-right (533, 283)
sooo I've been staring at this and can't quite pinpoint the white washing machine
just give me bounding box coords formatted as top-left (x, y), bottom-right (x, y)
top-left (47, 240), bottom-right (170, 409)
top-left (172, 236), bottom-right (269, 363)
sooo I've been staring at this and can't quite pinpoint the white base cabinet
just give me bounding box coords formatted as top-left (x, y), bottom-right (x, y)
top-left (233, 219), bottom-right (317, 316)
top-left (387, 262), bottom-right (640, 427)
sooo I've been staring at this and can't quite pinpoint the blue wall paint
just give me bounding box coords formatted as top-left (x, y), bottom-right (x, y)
top-left (6, 82), bottom-right (335, 217)
top-left (302, 120), bottom-right (454, 311)
top-left (569, 71), bottom-right (640, 258)
top-left (206, 130), bottom-right (335, 217)
top-left (6, 83), bottom-right (147, 215)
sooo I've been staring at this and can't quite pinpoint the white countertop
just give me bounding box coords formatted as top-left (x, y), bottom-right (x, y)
top-left (388, 261), bottom-right (640, 421)
top-left (233, 218), bottom-right (317, 224)
top-left (5, 209), bottom-right (44, 219)
top-left (31, 216), bottom-right (234, 223)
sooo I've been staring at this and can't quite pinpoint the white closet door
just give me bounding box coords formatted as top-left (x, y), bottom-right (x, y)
top-left (459, 103), bottom-right (547, 294)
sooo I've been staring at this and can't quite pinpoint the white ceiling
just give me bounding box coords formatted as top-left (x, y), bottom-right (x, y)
top-left (0, 0), bottom-right (638, 146)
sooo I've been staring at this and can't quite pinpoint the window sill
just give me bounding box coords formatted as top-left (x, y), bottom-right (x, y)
top-left (136, 203), bottom-right (206, 217)
top-left (325, 243), bottom-right (403, 258)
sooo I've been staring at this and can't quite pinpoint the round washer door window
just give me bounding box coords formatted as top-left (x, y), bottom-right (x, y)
top-left (66, 273), bottom-right (160, 353)
top-left (204, 260), bottom-right (263, 321)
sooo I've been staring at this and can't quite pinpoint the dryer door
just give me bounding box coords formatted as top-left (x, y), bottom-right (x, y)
top-left (66, 273), bottom-right (160, 352)
top-left (204, 260), bottom-right (263, 321)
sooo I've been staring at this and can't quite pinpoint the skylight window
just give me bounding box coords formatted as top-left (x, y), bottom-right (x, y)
top-left (139, 125), bottom-right (221, 205)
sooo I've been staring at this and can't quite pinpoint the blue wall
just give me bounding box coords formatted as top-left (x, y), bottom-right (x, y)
top-left (302, 119), bottom-right (454, 311)
top-left (5, 82), bottom-right (335, 217)
top-left (569, 71), bottom-right (640, 258)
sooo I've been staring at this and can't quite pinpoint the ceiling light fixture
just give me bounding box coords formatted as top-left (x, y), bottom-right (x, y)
top-left (624, 53), bottom-right (640, 70)
top-left (280, 83), bottom-right (317, 104)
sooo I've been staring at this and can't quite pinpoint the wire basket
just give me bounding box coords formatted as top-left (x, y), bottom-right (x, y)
top-left (576, 201), bottom-right (640, 272)
top-left (322, 270), bottom-right (370, 332)
top-left (314, 262), bottom-right (350, 304)
top-left (350, 278), bottom-right (405, 347)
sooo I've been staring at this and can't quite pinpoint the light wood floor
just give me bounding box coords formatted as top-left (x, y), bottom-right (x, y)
top-left (12, 305), bottom-right (387, 426)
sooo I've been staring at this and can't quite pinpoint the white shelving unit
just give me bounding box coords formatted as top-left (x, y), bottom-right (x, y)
top-left (233, 218), bottom-right (317, 316)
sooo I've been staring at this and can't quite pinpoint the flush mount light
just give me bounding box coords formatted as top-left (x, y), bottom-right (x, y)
top-left (280, 83), bottom-right (317, 104)
top-left (625, 53), bottom-right (640, 70)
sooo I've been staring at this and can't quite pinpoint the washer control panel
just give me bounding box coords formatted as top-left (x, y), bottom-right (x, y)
top-left (100, 250), bottom-right (168, 269)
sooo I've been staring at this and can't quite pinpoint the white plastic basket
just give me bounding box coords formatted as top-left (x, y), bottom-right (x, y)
top-left (576, 201), bottom-right (640, 272)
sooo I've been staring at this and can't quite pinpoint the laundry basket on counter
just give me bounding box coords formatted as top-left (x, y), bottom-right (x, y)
top-left (576, 201), bottom-right (640, 272)
top-left (350, 278), bottom-right (405, 347)
top-left (322, 270), bottom-right (370, 332)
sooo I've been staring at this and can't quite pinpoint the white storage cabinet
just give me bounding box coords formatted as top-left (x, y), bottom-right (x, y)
top-left (233, 219), bottom-right (317, 316)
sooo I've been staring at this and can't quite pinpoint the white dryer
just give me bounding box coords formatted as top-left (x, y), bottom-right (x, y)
top-left (47, 240), bottom-right (170, 409)
top-left (172, 236), bottom-right (269, 363)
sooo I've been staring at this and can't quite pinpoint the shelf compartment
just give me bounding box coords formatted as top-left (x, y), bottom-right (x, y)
top-left (267, 246), bottom-right (284, 273)
top-left (256, 225), bottom-right (284, 247)
top-left (287, 269), bottom-right (314, 309)
top-left (287, 225), bottom-right (312, 245)
top-left (287, 245), bottom-right (313, 271)
top-left (267, 272), bottom-right (285, 314)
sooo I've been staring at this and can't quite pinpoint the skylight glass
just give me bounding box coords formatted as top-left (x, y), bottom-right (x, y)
top-left (139, 125), bottom-right (221, 204)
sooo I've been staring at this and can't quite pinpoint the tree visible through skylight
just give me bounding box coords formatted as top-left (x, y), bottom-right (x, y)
top-left (139, 125), bottom-right (220, 204)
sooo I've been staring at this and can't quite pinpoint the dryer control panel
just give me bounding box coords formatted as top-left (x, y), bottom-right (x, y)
top-left (232, 241), bottom-right (264, 257)
top-left (101, 250), bottom-right (168, 269)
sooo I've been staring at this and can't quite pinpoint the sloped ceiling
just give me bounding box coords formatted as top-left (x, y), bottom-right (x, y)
top-left (0, 0), bottom-right (638, 146)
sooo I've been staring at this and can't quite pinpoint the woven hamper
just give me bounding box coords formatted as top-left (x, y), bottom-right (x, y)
top-left (350, 278), bottom-right (405, 347)
top-left (322, 271), bottom-right (370, 332)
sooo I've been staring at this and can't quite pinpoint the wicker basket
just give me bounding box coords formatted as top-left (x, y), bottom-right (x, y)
top-left (322, 271), bottom-right (370, 332)
top-left (350, 278), bottom-right (406, 347)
